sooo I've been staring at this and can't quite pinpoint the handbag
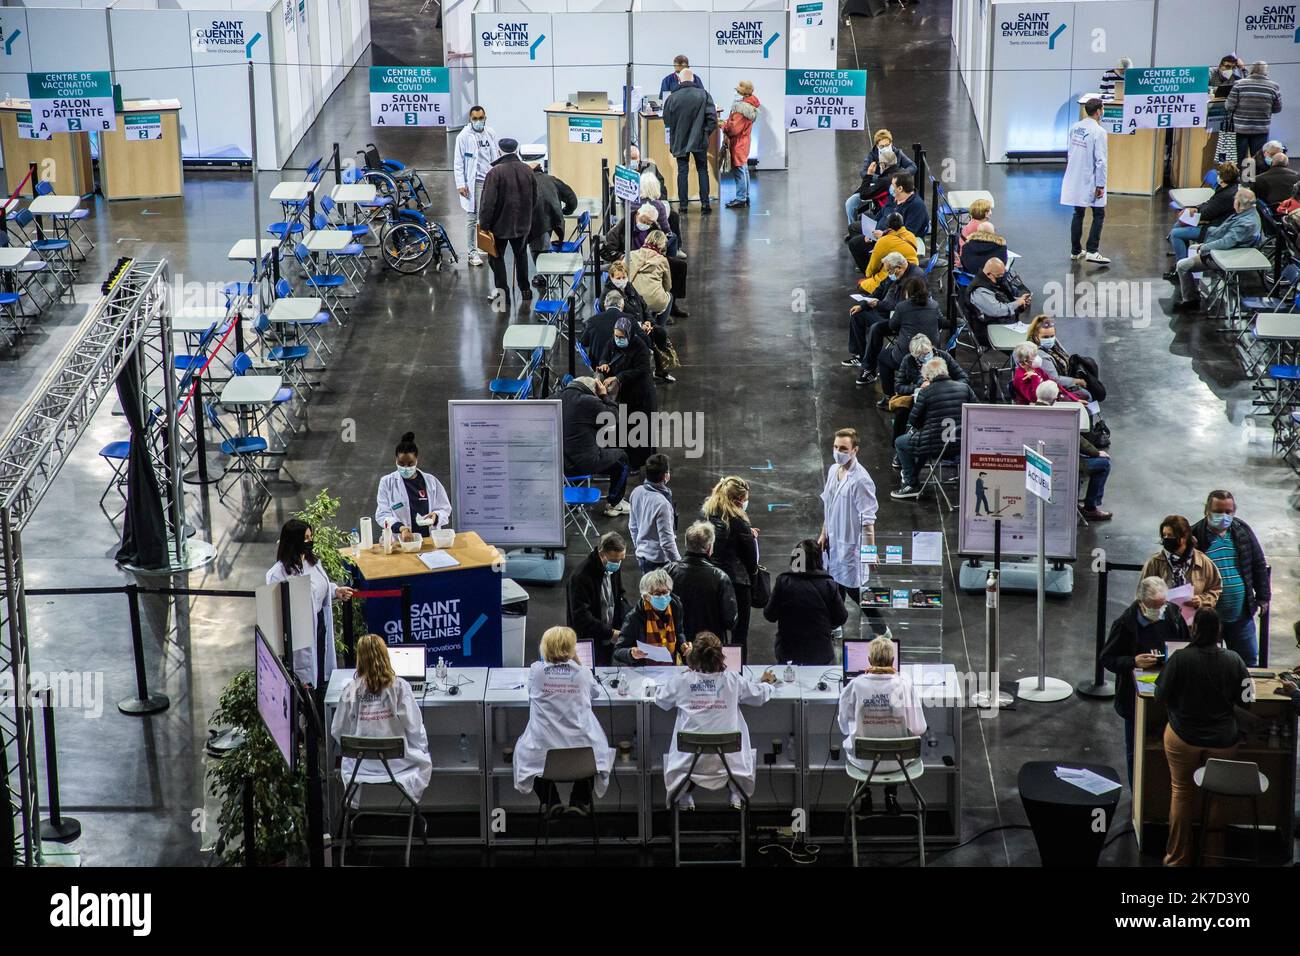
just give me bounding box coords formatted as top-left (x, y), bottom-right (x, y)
top-left (654, 339), bottom-right (681, 372)
top-left (887, 393), bottom-right (914, 412)
top-left (750, 564), bottom-right (771, 609)
top-left (476, 226), bottom-right (497, 258)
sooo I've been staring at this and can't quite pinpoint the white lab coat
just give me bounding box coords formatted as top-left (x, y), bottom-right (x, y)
top-left (820, 460), bottom-right (878, 591)
top-left (513, 661), bottom-right (614, 797)
top-left (330, 676), bottom-right (432, 803)
top-left (838, 671), bottom-right (927, 774)
top-left (1059, 116), bottom-right (1108, 208)
top-left (453, 124), bottom-right (500, 213)
top-left (375, 469), bottom-right (452, 534)
top-left (265, 559), bottom-right (337, 686)
top-left (654, 669), bottom-right (774, 800)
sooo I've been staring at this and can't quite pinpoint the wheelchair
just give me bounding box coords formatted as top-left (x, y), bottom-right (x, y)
top-left (357, 143), bottom-right (432, 210)
top-left (377, 204), bottom-right (458, 274)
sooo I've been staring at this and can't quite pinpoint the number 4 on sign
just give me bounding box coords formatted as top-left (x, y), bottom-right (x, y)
top-left (817, 115), bottom-right (830, 128)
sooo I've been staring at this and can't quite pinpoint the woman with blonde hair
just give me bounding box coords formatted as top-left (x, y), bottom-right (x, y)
top-left (957, 197), bottom-right (994, 254)
top-left (628, 228), bottom-right (673, 322)
top-left (513, 626), bottom-right (613, 812)
top-left (701, 475), bottom-right (760, 648)
top-left (329, 634), bottom-right (432, 802)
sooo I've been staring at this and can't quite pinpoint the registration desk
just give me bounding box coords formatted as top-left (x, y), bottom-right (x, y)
top-left (324, 662), bottom-right (964, 850)
top-left (99, 99), bottom-right (184, 201)
top-left (1080, 94), bottom-right (1161, 196)
top-left (1133, 668), bottom-right (1297, 863)
top-left (1169, 98), bottom-right (1229, 190)
top-left (545, 103), bottom-right (623, 201)
top-left (0, 98), bottom-right (93, 197)
top-left (640, 108), bottom-right (722, 204)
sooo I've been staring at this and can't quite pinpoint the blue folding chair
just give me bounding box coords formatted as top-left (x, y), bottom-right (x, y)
top-left (97, 440), bottom-right (132, 525)
top-left (563, 475), bottom-right (602, 545)
top-left (231, 350), bottom-right (297, 447)
top-left (292, 242), bottom-right (348, 322)
top-left (551, 211), bottom-right (590, 254)
top-left (311, 212), bottom-right (367, 288)
top-left (34, 180), bottom-right (92, 258)
top-left (252, 313), bottom-right (312, 398)
top-left (205, 402), bottom-right (272, 502)
top-left (489, 348), bottom-right (541, 399)
top-left (321, 195), bottom-right (371, 242)
top-left (534, 267), bottom-right (585, 330)
top-left (14, 209), bottom-right (74, 299)
top-left (274, 277), bottom-right (333, 362)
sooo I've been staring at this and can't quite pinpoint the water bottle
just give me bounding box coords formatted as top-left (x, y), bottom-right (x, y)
top-left (435, 656), bottom-right (448, 680)
top-left (783, 662), bottom-right (796, 684)
top-left (458, 733), bottom-right (469, 763)
top-left (348, 528), bottom-right (360, 559)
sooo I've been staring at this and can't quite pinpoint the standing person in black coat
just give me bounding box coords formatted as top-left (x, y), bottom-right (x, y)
top-left (558, 377), bottom-right (630, 516)
top-left (526, 163), bottom-right (577, 275)
top-left (478, 138), bottom-right (537, 306)
top-left (662, 68), bottom-right (718, 213)
top-left (596, 317), bottom-right (657, 469)
top-left (1100, 576), bottom-right (1190, 784)
top-left (763, 539), bottom-right (848, 665)
top-left (701, 475), bottom-right (759, 649)
top-left (665, 522), bottom-right (738, 642)
top-left (892, 359), bottom-right (974, 499)
top-left (567, 532), bottom-right (629, 666)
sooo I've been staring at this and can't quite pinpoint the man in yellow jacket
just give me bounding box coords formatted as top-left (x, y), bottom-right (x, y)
top-left (859, 213), bottom-right (919, 294)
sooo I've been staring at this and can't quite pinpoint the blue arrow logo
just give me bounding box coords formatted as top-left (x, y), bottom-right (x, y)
top-left (528, 34), bottom-right (546, 60)
top-left (5, 30), bottom-right (22, 55)
top-left (1047, 23), bottom-right (1066, 50)
top-left (461, 612), bottom-right (488, 658)
top-left (245, 31), bottom-right (262, 59)
top-left (750, 459), bottom-right (774, 471)
top-left (763, 32), bottom-right (780, 59)
top-left (767, 503), bottom-right (792, 512)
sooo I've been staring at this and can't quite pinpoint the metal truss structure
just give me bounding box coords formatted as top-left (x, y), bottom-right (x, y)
top-left (0, 258), bottom-right (179, 865)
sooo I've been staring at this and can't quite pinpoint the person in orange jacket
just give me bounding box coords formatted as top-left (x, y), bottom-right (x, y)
top-left (722, 81), bottom-right (760, 208)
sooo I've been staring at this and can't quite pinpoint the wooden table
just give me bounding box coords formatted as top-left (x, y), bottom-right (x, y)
top-left (0, 99), bottom-right (93, 197)
top-left (546, 103), bottom-right (623, 201)
top-left (99, 100), bottom-right (184, 201)
top-left (1080, 95), bottom-right (1161, 197)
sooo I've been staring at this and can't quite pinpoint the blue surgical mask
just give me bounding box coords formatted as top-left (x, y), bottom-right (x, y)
top-left (613, 336), bottom-right (629, 349)
top-left (1039, 336), bottom-right (1056, 349)
top-left (1263, 154), bottom-right (1273, 166)
top-left (471, 119), bottom-right (486, 132)
top-left (649, 593), bottom-right (671, 612)
top-left (604, 560), bottom-right (621, 573)
top-left (1208, 513), bottom-right (1233, 530)
top-left (397, 465), bottom-right (418, 480)
top-left (918, 352), bottom-right (933, 366)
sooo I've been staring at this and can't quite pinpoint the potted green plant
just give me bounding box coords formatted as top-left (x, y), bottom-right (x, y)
top-left (207, 669), bottom-right (307, 865)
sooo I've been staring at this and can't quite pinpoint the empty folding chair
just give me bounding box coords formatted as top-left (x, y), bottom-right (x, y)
top-left (16, 255), bottom-right (54, 316)
top-left (97, 440), bottom-right (132, 525)
top-left (337, 736), bottom-right (428, 868)
top-left (231, 350), bottom-right (298, 448)
top-left (13, 210), bottom-right (74, 300)
top-left (293, 242), bottom-right (349, 323)
top-left (312, 212), bottom-right (367, 289)
top-left (550, 210), bottom-right (590, 254)
top-left (205, 402), bottom-right (272, 502)
top-left (34, 181), bottom-right (93, 257)
top-left (273, 278), bottom-right (333, 363)
top-left (563, 476), bottom-right (601, 546)
top-left (252, 313), bottom-right (312, 398)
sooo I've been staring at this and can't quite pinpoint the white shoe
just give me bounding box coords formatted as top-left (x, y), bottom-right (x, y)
top-left (1084, 251), bottom-right (1111, 264)
top-left (468, 253), bottom-right (485, 267)
top-left (603, 501), bottom-right (630, 517)
top-left (1070, 252), bottom-right (1086, 261)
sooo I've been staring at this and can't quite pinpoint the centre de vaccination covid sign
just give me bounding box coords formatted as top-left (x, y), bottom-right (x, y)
top-left (369, 66), bottom-right (450, 128)
top-left (1121, 67), bottom-right (1208, 131)
top-left (27, 72), bottom-right (116, 135)
top-left (784, 69), bottom-right (866, 130)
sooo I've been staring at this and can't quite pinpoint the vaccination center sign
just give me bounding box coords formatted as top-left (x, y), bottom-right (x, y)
top-left (27, 71), bottom-right (116, 134)
top-left (1121, 67), bottom-right (1208, 130)
top-left (784, 69), bottom-right (866, 130)
top-left (370, 66), bottom-right (450, 127)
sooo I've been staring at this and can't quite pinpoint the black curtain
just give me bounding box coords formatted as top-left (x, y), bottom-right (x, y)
top-left (114, 353), bottom-right (167, 568)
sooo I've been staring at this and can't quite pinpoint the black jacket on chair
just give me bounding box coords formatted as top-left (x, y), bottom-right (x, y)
top-left (479, 153), bottom-right (537, 240)
top-left (664, 552), bottom-right (738, 641)
top-left (1100, 602), bottom-right (1189, 720)
top-left (905, 378), bottom-right (975, 461)
top-left (567, 548), bottom-right (628, 664)
top-left (762, 569), bottom-right (847, 665)
top-left (528, 170), bottom-right (578, 246)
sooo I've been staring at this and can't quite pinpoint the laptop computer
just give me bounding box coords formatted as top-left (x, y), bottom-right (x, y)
top-left (575, 639), bottom-right (595, 672)
top-left (575, 90), bottom-right (609, 111)
top-left (722, 644), bottom-right (744, 674)
top-left (843, 637), bottom-right (902, 680)
top-left (388, 644), bottom-right (428, 691)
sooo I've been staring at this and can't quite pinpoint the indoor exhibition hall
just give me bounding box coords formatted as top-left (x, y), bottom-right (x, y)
top-left (0, 0), bottom-right (1297, 910)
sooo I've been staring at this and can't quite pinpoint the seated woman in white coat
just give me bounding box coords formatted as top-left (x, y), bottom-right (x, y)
top-left (837, 636), bottom-right (926, 812)
top-left (376, 431), bottom-right (452, 541)
top-left (266, 518), bottom-right (354, 686)
top-left (513, 627), bottom-right (614, 811)
top-left (329, 634), bottom-right (432, 804)
top-left (654, 632), bottom-right (776, 809)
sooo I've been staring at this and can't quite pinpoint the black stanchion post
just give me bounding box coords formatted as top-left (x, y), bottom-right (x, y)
top-left (591, 232), bottom-right (603, 306)
top-left (303, 704), bottom-right (325, 867)
top-left (929, 177), bottom-right (940, 250)
top-left (332, 142), bottom-right (342, 185)
top-left (28, 163), bottom-right (43, 240)
top-left (993, 517), bottom-right (1001, 572)
top-left (912, 142), bottom-right (926, 188)
top-left (38, 688), bottom-right (81, 842)
top-left (600, 158), bottom-right (609, 225)
top-left (242, 775), bottom-right (256, 866)
top-left (567, 294), bottom-right (577, 379)
top-left (1077, 563), bottom-right (1115, 698)
top-left (183, 374), bottom-right (218, 485)
top-left (118, 583), bottom-right (170, 715)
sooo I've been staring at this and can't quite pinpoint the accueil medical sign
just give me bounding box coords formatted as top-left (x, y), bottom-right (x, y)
top-left (1121, 67), bottom-right (1207, 131)
top-left (27, 71), bottom-right (115, 135)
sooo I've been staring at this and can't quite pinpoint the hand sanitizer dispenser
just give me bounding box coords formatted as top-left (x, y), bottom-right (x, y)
top-left (359, 517), bottom-right (374, 550)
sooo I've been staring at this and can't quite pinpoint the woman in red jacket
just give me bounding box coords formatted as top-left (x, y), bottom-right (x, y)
top-left (1011, 342), bottom-right (1085, 405)
top-left (722, 81), bottom-right (760, 209)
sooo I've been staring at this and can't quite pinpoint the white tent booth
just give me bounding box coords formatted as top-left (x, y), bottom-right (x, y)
top-left (0, 0), bottom-right (371, 170)
top-left (950, 0), bottom-right (1300, 164)
top-left (468, 0), bottom-right (803, 172)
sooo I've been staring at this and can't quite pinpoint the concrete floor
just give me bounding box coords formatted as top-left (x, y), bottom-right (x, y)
top-left (3, 0), bottom-right (1296, 867)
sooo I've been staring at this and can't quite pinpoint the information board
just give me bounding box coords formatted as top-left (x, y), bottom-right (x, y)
top-left (448, 400), bottom-right (565, 548)
top-left (124, 113), bottom-right (162, 141)
top-left (27, 71), bottom-right (116, 135)
top-left (568, 115), bottom-right (603, 143)
top-left (369, 66), bottom-right (450, 127)
top-left (16, 111), bottom-right (49, 141)
top-left (784, 69), bottom-right (866, 130)
top-left (614, 164), bottom-right (640, 203)
top-left (1121, 67), bottom-right (1208, 131)
top-left (957, 404), bottom-right (1081, 560)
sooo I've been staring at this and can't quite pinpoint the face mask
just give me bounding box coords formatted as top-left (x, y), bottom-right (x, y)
top-left (1208, 513), bottom-right (1233, 530)
top-left (613, 337), bottom-right (628, 349)
top-left (303, 541), bottom-right (315, 560)
top-left (833, 449), bottom-right (853, 466)
top-left (471, 119), bottom-right (485, 132)
top-left (1263, 154), bottom-right (1273, 166)
top-left (1161, 536), bottom-right (1181, 553)
top-left (1039, 336), bottom-right (1056, 349)
top-left (1141, 604), bottom-right (1163, 622)
top-left (918, 352), bottom-right (933, 367)
top-left (604, 560), bottom-right (621, 573)
top-left (1220, 69), bottom-right (1234, 78)
top-left (397, 465), bottom-right (417, 480)
top-left (611, 277), bottom-right (627, 290)
top-left (888, 184), bottom-right (896, 198)
top-left (636, 221), bottom-right (650, 231)
top-left (740, 499), bottom-right (749, 512)
top-left (1031, 356), bottom-right (1043, 369)
top-left (649, 593), bottom-right (671, 612)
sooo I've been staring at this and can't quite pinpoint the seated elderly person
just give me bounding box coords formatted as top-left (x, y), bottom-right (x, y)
top-left (1011, 341), bottom-right (1085, 405)
top-left (1166, 161), bottom-right (1239, 268)
top-left (1034, 381), bottom-right (1113, 521)
top-left (845, 129), bottom-right (917, 224)
top-left (887, 334), bottom-right (967, 452)
top-left (1254, 150), bottom-right (1299, 206)
top-left (847, 145), bottom-right (901, 227)
top-left (860, 275), bottom-right (941, 397)
top-left (957, 197), bottom-right (994, 254)
top-left (858, 213), bottom-right (919, 292)
top-left (1251, 139), bottom-right (1286, 175)
top-left (1025, 314), bottom-right (1095, 402)
top-left (844, 252), bottom-right (922, 369)
top-left (891, 357), bottom-right (975, 500)
top-left (967, 257), bottom-right (1031, 343)
top-left (958, 221), bottom-right (1009, 276)
top-left (1170, 187), bottom-right (1262, 313)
